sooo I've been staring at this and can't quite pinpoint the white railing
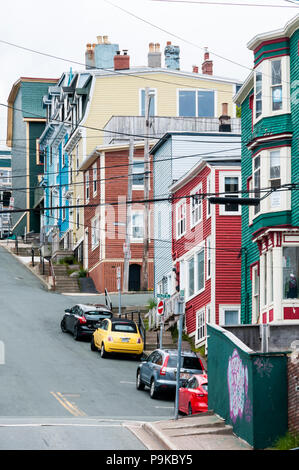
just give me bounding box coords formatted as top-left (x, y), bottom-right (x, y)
top-left (146, 292), bottom-right (180, 330)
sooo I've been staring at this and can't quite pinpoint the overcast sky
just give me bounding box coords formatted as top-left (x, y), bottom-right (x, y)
top-left (0, 0), bottom-right (298, 149)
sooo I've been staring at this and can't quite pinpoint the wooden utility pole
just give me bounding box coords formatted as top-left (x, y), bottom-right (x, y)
top-left (141, 87), bottom-right (151, 291)
top-left (123, 137), bottom-right (134, 292)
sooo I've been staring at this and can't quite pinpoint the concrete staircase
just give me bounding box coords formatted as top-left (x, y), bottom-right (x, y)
top-left (38, 262), bottom-right (80, 293)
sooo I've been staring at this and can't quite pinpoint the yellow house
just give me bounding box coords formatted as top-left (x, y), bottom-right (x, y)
top-left (61, 38), bottom-right (242, 263)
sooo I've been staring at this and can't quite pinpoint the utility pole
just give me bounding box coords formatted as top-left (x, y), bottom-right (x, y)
top-left (174, 292), bottom-right (185, 420)
top-left (123, 137), bottom-right (134, 292)
top-left (141, 87), bottom-right (152, 292)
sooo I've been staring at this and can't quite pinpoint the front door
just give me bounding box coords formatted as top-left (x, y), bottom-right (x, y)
top-left (129, 264), bottom-right (141, 291)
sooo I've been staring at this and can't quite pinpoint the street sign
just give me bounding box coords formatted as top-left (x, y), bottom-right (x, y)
top-left (157, 300), bottom-right (164, 316)
top-left (157, 293), bottom-right (170, 299)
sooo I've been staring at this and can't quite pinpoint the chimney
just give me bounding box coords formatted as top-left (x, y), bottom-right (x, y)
top-left (202, 47), bottom-right (213, 75)
top-left (148, 42), bottom-right (162, 68)
top-left (219, 103), bottom-right (231, 132)
top-left (114, 50), bottom-right (130, 70)
top-left (85, 43), bottom-right (95, 69)
top-left (192, 65), bottom-right (199, 74)
top-left (164, 41), bottom-right (180, 70)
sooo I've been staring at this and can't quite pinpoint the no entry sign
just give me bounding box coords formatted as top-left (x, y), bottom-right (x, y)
top-left (157, 300), bottom-right (164, 316)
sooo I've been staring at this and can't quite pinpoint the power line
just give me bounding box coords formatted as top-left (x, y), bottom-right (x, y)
top-left (151, 0), bottom-right (299, 7)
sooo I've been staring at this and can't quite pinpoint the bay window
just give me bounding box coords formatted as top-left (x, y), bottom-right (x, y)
top-left (255, 70), bottom-right (262, 119)
top-left (269, 150), bottom-right (281, 208)
top-left (253, 155), bottom-right (261, 215)
top-left (271, 60), bottom-right (282, 111)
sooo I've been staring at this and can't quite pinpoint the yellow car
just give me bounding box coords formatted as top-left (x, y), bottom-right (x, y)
top-left (91, 318), bottom-right (144, 359)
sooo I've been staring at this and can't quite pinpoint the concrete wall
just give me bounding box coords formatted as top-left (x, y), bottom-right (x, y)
top-left (225, 322), bottom-right (299, 352)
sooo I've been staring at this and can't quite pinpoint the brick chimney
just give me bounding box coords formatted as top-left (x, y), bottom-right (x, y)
top-left (192, 65), bottom-right (199, 74)
top-left (148, 42), bottom-right (162, 68)
top-left (202, 47), bottom-right (213, 75)
top-left (85, 43), bottom-right (95, 69)
top-left (219, 103), bottom-right (231, 132)
top-left (114, 50), bottom-right (130, 70)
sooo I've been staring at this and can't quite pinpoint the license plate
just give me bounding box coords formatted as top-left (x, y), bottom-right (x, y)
top-left (180, 373), bottom-right (190, 380)
top-left (121, 338), bottom-right (130, 342)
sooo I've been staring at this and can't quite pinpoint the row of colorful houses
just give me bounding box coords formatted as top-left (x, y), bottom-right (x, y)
top-left (6, 14), bottom-right (299, 347)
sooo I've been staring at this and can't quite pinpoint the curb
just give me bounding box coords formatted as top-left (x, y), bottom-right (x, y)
top-left (142, 422), bottom-right (178, 450)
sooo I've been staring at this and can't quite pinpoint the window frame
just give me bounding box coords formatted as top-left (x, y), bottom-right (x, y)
top-left (177, 88), bottom-right (216, 118)
top-left (195, 308), bottom-right (206, 344)
top-left (93, 162), bottom-right (97, 196)
top-left (131, 210), bottom-right (144, 243)
top-left (132, 158), bottom-right (145, 190)
top-left (91, 215), bottom-right (100, 250)
top-left (176, 200), bottom-right (186, 240)
top-left (219, 304), bottom-right (241, 326)
top-left (190, 183), bottom-right (203, 228)
top-left (219, 172), bottom-right (241, 216)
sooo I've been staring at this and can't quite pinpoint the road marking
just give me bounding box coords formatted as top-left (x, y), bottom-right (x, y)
top-left (50, 392), bottom-right (86, 417)
top-left (154, 406), bottom-right (174, 409)
top-left (120, 381), bottom-right (135, 384)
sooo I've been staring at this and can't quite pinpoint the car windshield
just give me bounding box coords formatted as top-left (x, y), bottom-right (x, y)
top-left (167, 355), bottom-right (203, 370)
top-left (86, 311), bottom-right (111, 316)
top-left (111, 323), bottom-right (137, 333)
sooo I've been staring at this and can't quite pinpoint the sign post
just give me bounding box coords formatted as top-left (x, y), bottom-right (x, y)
top-left (157, 299), bottom-right (164, 349)
top-left (174, 292), bottom-right (185, 420)
top-left (117, 267), bottom-right (121, 317)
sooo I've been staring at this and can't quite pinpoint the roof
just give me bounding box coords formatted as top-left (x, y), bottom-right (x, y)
top-left (6, 77), bottom-right (58, 147)
top-left (247, 13), bottom-right (299, 51)
top-left (77, 303), bottom-right (112, 312)
top-left (150, 131), bottom-right (241, 155)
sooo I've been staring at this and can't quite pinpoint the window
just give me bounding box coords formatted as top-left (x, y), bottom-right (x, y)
top-left (132, 159), bottom-right (144, 188)
top-left (253, 156), bottom-right (261, 215)
top-left (206, 175), bottom-right (211, 218)
top-left (62, 191), bottom-right (66, 221)
top-left (176, 201), bottom-right (186, 239)
top-left (36, 139), bottom-right (43, 165)
top-left (178, 90), bottom-right (215, 117)
top-left (62, 144), bottom-right (66, 168)
top-left (76, 145), bottom-right (79, 172)
top-left (206, 236), bottom-right (211, 279)
top-left (220, 174), bottom-right (241, 215)
top-left (140, 89), bottom-right (155, 116)
top-left (85, 172), bottom-right (90, 201)
top-left (252, 264), bottom-right (260, 323)
top-left (269, 150), bottom-right (281, 208)
top-left (196, 309), bottom-right (205, 343)
top-left (91, 216), bottom-right (100, 249)
top-left (188, 256), bottom-right (195, 297)
top-left (283, 247), bottom-right (299, 300)
top-left (255, 70), bottom-right (262, 119)
top-left (76, 198), bottom-right (80, 229)
top-left (271, 60), bottom-right (282, 111)
top-left (197, 249), bottom-right (204, 292)
top-left (220, 305), bottom-right (240, 325)
top-left (93, 163), bottom-right (97, 195)
top-left (190, 186), bottom-right (202, 227)
top-left (131, 211), bottom-right (144, 240)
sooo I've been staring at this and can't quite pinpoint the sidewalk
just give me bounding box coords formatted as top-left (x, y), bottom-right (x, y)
top-left (126, 412), bottom-right (252, 451)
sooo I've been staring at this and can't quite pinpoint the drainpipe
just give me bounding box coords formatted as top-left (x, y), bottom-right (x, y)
top-left (239, 247), bottom-right (249, 324)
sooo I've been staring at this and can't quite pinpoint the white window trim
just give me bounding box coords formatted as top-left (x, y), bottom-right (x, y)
top-left (176, 199), bottom-right (186, 240)
top-left (219, 171), bottom-right (241, 216)
top-left (206, 174), bottom-right (212, 220)
top-left (177, 88), bottom-right (216, 118)
top-left (186, 246), bottom-right (205, 301)
top-left (190, 183), bottom-right (203, 229)
top-left (93, 163), bottom-right (97, 196)
top-left (252, 264), bottom-right (260, 324)
top-left (85, 172), bottom-right (90, 203)
top-left (91, 215), bottom-right (100, 250)
top-left (195, 308), bottom-right (206, 344)
top-left (131, 210), bottom-right (144, 243)
top-left (206, 236), bottom-right (211, 280)
top-left (219, 304), bottom-right (241, 326)
top-left (139, 88), bottom-right (157, 116)
top-left (132, 157), bottom-right (145, 191)
top-left (253, 56), bottom-right (290, 126)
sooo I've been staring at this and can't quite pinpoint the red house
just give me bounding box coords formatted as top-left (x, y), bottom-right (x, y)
top-left (170, 157), bottom-right (241, 346)
top-left (81, 141), bottom-right (154, 293)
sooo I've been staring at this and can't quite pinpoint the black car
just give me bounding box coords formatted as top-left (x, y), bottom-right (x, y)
top-left (136, 348), bottom-right (205, 399)
top-left (60, 304), bottom-right (113, 340)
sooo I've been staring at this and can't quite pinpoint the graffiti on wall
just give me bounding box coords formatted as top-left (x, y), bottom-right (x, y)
top-left (227, 349), bottom-right (252, 423)
top-left (254, 358), bottom-right (273, 378)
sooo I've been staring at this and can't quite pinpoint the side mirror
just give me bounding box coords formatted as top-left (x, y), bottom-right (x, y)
top-left (65, 308), bottom-right (71, 313)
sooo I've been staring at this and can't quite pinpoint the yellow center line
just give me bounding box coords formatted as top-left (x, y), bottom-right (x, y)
top-left (50, 392), bottom-right (86, 417)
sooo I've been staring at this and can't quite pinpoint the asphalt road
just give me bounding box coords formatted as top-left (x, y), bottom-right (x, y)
top-left (0, 246), bottom-right (174, 449)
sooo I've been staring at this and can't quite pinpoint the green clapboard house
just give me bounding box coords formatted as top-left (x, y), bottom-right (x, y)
top-left (234, 14), bottom-right (299, 325)
top-left (6, 77), bottom-right (58, 237)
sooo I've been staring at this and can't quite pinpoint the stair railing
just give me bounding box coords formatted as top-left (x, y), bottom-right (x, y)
top-left (104, 288), bottom-right (113, 311)
top-left (49, 258), bottom-right (56, 291)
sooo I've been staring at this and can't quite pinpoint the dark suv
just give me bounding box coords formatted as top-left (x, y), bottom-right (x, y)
top-left (136, 349), bottom-right (205, 399)
top-left (60, 303), bottom-right (113, 340)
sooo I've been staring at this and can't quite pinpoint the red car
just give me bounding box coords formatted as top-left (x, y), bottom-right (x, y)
top-left (179, 374), bottom-right (208, 415)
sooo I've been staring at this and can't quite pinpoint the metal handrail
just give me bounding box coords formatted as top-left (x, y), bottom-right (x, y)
top-left (104, 288), bottom-right (113, 311)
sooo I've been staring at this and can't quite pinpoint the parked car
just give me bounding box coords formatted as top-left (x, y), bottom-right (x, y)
top-left (136, 349), bottom-right (205, 399)
top-left (91, 318), bottom-right (144, 359)
top-left (179, 374), bottom-right (208, 415)
top-left (60, 304), bottom-right (113, 340)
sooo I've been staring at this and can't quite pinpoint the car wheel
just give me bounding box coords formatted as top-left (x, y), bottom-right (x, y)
top-left (90, 336), bottom-right (97, 351)
top-left (100, 343), bottom-right (108, 358)
top-left (135, 354), bottom-right (143, 361)
top-left (73, 326), bottom-right (80, 341)
top-left (136, 370), bottom-right (145, 391)
top-left (60, 319), bottom-right (67, 333)
top-left (150, 379), bottom-right (158, 399)
top-left (188, 403), bottom-right (193, 416)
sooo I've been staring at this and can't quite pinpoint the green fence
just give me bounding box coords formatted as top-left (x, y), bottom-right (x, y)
top-left (207, 324), bottom-right (289, 449)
